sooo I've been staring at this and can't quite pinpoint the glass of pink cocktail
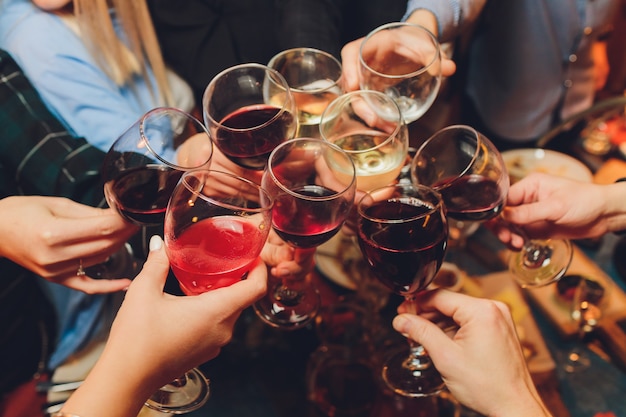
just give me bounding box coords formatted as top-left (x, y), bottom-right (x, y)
top-left (148, 169), bottom-right (272, 414)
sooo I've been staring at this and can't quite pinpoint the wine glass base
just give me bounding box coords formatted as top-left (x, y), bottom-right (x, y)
top-left (144, 367), bottom-right (210, 414)
top-left (382, 349), bottom-right (445, 398)
top-left (510, 239), bottom-right (573, 288)
top-left (253, 284), bottom-right (321, 331)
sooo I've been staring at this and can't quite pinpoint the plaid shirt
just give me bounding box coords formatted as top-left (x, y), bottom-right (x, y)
top-left (0, 49), bottom-right (107, 393)
top-left (0, 49), bottom-right (106, 206)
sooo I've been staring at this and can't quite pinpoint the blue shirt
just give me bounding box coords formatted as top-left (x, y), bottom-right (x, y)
top-left (0, 0), bottom-right (194, 153)
top-left (403, 0), bottom-right (618, 142)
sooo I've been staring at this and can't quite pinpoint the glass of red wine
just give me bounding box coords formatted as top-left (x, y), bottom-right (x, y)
top-left (253, 137), bottom-right (357, 330)
top-left (147, 169), bottom-right (273, 413)
top-left (202, 63), bottom-right (298, 171)
top-left (356, 183), bottom-right (448, 397)
top-left (102, 107), bottom-right (213, 226)
top-left (410, 125), bottom-right (573, 287)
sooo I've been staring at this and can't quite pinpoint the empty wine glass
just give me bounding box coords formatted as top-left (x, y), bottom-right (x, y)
top-left (148, 169), bottom-right (273, 413)
top-left (253, 138), bottom-right (356, 330)
top-left (410, 125), bottom-right (573, 288)
top-left (202, 63), bottom-right (298, 170)
top-left (357, 183), bottom-right (448, 397)
top-left (562, 275), bottom-right (608, 373)
top-left (102, 107), bottom-right (213, 226)
top-left (268, 47), bottom-right (343, 139)
top-left (359, 22), bottom-right (442, 123)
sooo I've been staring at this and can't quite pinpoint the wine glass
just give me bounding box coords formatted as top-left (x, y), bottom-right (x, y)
top-left (102, 107), bottom-right (213, 226)
top-left (318, 89), bottom-right (410, 304)
top-left (358, 22), bottom-right (442, 123)
top-left (202, 63), bottom-right (298, 170)
top-left (356, 183), bottom-right (448, 397)
top-left (147, 169), bottom-right (273, 413)
top-left (562, 275), bottom-right (608, 373)
top-left (268, 47), bottom-right (343, 139)
top-left (319, 90), bottom-right (409, 192)
top-left (253, 138), bottom-right (357, 330)
top-left (410, 124), bottom-right (573, 288)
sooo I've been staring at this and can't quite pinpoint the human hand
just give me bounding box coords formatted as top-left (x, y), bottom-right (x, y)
top-left (176, 132), bottom-right (213, 169)
top-left (60, 235), bottom-right (267, 417)
top-left (261, 229), bottom-right (315, 279)
top-left (208, 143), bottom-right (263, 185)
top-left (493, 173), bottom-right (625, 248)
top-left (393, 290), bottom-right (551, 417)
top-left (0, 196), bottom-right (138, 293)
top-left (340, 21), bottom-right (456, 92)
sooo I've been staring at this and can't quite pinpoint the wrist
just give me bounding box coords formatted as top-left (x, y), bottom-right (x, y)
top-left (404, 9), bottom-right (439, 37)
top-left (605, 178), bottom-right (626, 234)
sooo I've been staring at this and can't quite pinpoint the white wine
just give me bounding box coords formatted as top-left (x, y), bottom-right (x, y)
top-left (329, 131), bottom-right (406, 191)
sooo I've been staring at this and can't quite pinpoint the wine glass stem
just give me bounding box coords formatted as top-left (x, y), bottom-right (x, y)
top-left (402, 295), bottom-right (433, 371)
top-left (274, 247), bottom-right (316, 307)
top-left (498, 217), bottom-right (552, 269)
top-left (404, 340), bottom-right (432, 371)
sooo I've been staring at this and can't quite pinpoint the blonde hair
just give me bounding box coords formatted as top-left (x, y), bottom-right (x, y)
top-left (72, 0), bottom-right (174, 106)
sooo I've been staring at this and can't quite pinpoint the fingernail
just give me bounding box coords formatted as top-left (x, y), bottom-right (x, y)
top-left (393, 315), bottom-right (409, 333)
top-left (149, 235), bottom-right (163, 251)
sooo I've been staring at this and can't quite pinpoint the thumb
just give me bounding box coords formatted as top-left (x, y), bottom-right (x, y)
top-left (392, 313), bottom-right (454, 361)
top-left (131, 235), bottom-right (171, 292)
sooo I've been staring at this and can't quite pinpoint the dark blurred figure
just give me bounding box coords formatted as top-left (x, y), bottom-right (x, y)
top-left (148, 0), bottom-right (407, 105)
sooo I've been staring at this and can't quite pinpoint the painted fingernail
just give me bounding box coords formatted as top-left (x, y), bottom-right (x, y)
top-left (149, 235), bottom-right (163, 251)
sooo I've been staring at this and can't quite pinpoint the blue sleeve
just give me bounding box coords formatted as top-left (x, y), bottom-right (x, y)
top-left (402, 0), bottom-right (487, 43)
top-left (0, 5), bottom-right (154, 153)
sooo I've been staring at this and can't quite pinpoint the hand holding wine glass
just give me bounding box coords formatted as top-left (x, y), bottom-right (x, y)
top-left (358, 22), bottom-right (442, 123)
top-left (357, 183), bottom-right (448, 397)
top-left (410, 125), bottom-right (573, 288)
top-left (253, 138), bottom-right (356, 330)
top-left (102, 107), bottom-right (213, 227)
top-left (268, 47), bottom-right (343, 139)
top-left (202, 63), bottom-right (298, 171)
top-left (320, 90), bottom-right (409, 194)
top-left (146, 169), bottom-right (273, 413)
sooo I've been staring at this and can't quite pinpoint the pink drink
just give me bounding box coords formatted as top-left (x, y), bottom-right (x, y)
top-left (167, 216), bottom-right (265, 295)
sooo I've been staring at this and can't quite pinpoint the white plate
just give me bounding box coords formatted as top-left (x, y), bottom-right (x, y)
top-left (501, 148), bottom-right (593, 183)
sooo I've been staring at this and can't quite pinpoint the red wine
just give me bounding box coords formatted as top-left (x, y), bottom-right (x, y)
top-left (104, 165), bottom-right (182, 225)
top-left (272, 185), bottom-right (346, 248)
top-left (358, 199), bottom-right (447, 296)
top-left (434, 174), bottom-right (504, 222)
top-left (215, 104), bottom-right (295, 170)
top-left (167, 216), bottom-right (266, 295)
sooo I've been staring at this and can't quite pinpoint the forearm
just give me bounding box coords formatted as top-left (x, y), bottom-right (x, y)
top-left (59, 346), bottom-right (158, 417)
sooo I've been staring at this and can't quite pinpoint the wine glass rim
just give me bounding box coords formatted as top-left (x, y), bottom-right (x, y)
top-left (180, 168), bottom-right (274, 213)
top-left (357, 183), bottom-right (444, 223)
top-left (266, 137), bottom-right (357, 200)
top-left (413, 124), bottom-right (484, 189)
top-left (319, 90), bottom-right (406, 152)
top-left (139, 107), bottom-right (213, 170)
top-left (202, 63), bottom-right (295, 132)
top-left (359, 22), bottom-right (441, 79)
top-left (268, 47), bottom-right (343, 94)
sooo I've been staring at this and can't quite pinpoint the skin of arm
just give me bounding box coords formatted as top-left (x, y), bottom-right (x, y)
top-left (59, 236), bottom-right (268, 417)
top-left (0, 196), bottom-right (138, 293)
top-left (495, 173), bottom-right (626, 248)
top-left (393, 290), bottom-right (552, 417)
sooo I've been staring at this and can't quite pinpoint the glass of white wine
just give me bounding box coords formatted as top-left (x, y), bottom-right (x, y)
top-left (268, 47), bottom-right (343, 139)
top-left (319, 90), bottom-right (409, 193)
